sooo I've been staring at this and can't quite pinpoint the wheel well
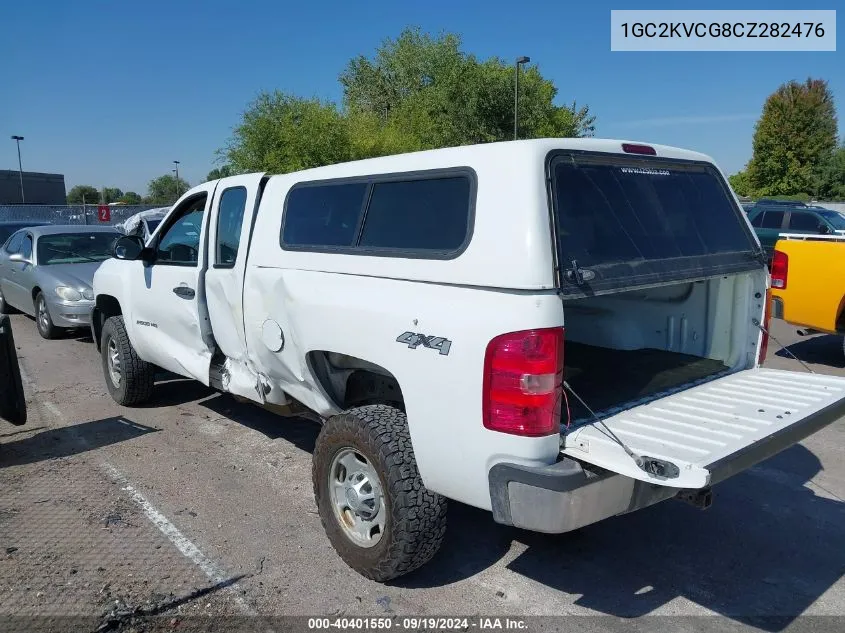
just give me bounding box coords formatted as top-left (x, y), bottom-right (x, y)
top-left (31, 287), bottom-right (41, 303)
top-left (307, 351), bottom-right (404, 412)
top-left (92, 295), bottom-right (122, 351)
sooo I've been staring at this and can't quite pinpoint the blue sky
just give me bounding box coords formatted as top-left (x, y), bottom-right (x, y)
top-left (2, 0), bottom-right (841, 194)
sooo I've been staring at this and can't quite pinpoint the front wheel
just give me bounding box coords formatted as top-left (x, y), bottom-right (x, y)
top-left (101, 315), bottom-right (155, 406)
top-left (313, 405), bottom-right (447, 582)
top-left (35, 292), bottom-right (59, 339)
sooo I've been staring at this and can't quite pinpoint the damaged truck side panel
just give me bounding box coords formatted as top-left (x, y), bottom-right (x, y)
top-left (92, 138), bottom-right (845, 582)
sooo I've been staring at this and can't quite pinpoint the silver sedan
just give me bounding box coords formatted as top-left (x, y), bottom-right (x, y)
top-left (0, 225), bottom-right (119, 339)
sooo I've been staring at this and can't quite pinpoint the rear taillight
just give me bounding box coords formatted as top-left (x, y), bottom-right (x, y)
top-left (771, 250), bottom-right (788, 289)
top-left (483, 328), bottom-right (564, 437)
top-left (759, 289), bottom-right (772, 364)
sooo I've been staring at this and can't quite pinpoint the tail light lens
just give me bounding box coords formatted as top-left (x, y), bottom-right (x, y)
top-left (759, 289), bottom-right (772, 364)
top-left (483, 328), bottom-right (564, 437)
top-left (771, 250), bottom-right (788, 289)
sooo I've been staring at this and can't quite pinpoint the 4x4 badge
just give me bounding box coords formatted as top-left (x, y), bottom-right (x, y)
top-left (396, 332), bottom-right (452, 356)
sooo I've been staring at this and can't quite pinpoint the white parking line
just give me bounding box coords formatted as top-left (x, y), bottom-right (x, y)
top-left (102, 464), bottom-right (255, 615)
top-left (17, 356), bottom-right (254, 615)
top-left (44, 401), bottom-right (64, 420)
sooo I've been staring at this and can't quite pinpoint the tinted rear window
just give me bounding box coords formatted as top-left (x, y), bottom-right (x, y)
top-left (282, 170), bottom-right (473, 257)
top-left (550, 153), bottom-right (759, 295)
top-left (283, 183), bottom-right (367, 247)
top-left (359, 177), bottom-right (470, 251)
top-left (760, 211), bottom-right (784, 229)
top-left (788, 212), bottom-right (820, 231)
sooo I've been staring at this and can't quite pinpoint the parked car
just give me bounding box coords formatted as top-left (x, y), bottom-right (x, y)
top-left (0, 225), bottom-right (119, 339)
top-left (92, 138), bottom-right (845, 581)
top-left (746, 200), bottom-right (845, 262)
top-left (0, 314), bottom-right (26, 425)
top-left (770, 232), bottom-right (845, 354)
top-left (116, 208), bottom-right (169, 243)
top-left (0, 221), bottom-right (51, 245)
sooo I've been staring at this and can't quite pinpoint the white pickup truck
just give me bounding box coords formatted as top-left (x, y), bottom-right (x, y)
top-left (91, 138), bottom-right (845, 581)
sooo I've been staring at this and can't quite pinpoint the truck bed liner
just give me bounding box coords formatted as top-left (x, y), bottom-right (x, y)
top-left (564, 342), bottom-right (729, 423)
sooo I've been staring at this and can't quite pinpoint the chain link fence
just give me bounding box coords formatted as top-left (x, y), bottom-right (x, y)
top-left (0, 205), bottom-right (168, 227)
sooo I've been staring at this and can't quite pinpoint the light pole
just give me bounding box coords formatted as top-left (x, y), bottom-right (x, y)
top-left (173, 160), bottom-right (181, 199)
top-left (513, 56), bottom-right (530, 140)
top-left (10, 135), bottom-right (25, 203)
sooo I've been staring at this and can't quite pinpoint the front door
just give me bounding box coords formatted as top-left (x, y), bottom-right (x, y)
top-left (127, 184), bottom-right (218, 384)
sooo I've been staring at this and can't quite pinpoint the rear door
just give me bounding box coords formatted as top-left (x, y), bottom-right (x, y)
top-left (561, 368), bottom-right (845, 489)
top-left (203, 173), bottom-right (266, 398)
top-left (4, 233), bottom-right (36, 314)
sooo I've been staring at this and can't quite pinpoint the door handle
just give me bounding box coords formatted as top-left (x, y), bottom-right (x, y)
top-left (173, 286), bottom-right (195, 299)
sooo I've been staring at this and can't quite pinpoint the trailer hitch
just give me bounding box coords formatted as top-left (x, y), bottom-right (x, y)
top-left (676, 487), bottom-right (713, 510)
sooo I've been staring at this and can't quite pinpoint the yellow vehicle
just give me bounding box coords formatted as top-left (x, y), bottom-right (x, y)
top-left (770, 233), bottom-right (845, 349)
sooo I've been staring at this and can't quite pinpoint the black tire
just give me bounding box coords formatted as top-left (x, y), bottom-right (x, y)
top-left (313, 404), bottom-right (447, 582)
top-left (101, 315), bottom-right (155, 405)
top-left (35, 292), bottom-right (59, 339)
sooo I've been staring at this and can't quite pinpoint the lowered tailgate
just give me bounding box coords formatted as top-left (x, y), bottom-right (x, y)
top-left (561, 368), bottom-right (845, 489)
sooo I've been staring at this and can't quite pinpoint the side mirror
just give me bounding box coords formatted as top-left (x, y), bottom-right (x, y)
top-left (819, 224), bottom-right (832, 235)
top-left (113, 235), bottom-right (147, 261)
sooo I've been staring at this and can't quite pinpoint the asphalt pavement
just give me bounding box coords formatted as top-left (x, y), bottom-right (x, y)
top-left (1, 315), bottom-right (844, 633)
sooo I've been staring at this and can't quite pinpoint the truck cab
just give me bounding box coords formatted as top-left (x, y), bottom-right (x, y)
top-left (91, 139), bottom-right (845, 582)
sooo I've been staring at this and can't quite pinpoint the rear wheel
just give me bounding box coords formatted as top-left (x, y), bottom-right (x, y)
top-left (35, 293), bottom-right (59, 339)
top-left (313, 405), bottom-right (447, 581)
top-left (101, 315), bottom-right (154, 405)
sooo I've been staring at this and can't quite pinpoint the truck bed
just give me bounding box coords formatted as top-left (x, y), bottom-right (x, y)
top-left (564, 342), bottom-right (729, 423)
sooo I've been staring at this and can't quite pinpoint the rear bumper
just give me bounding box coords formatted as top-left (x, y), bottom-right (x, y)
top-left (489, 458), bottom-right (678, 534)
top-left (490, 391), bottom-right (845, 533)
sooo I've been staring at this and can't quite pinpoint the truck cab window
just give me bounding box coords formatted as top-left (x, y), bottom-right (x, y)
top-left (156, 195), bottom-right (207, 266)
top-left (215, 187), bottom-right (248, 267)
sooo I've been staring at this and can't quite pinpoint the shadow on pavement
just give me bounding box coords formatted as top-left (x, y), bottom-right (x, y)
top-left (403, 445), bottom-right (844, 630)
top-left (198, 393), bottom-right (319, 454)
top-left (775, 333), bottom-right (845, 369)
top-left (134, 377), bottom-right (216, 409)
top-left (0, 417), bottom-right (158, 468)
top-left (137, 374), bottom-right (844, 628)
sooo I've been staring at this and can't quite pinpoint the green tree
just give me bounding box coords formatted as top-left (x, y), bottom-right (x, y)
top-left (223, 92), bottom-right (352, 174)
top-left (340, 28), bottom-right (595, 148)
top-left (728, 170), bottom-right (752, 197)
top-left (103, 187), bottom-right (124, 204)
top-left (119, 191), bottom-right (142, 204)
top-left (67, 185), bottom-right (101, 204)
top-left (747, 78), bottom-right (838, 197)
top-left (817, 146), bottom-right (845, 200)
top-left (222, 27), bottom-right (596, 174)
top-left (146, 174), bottom-right (190, 204)
top-left (206, 165), bottom-right (235, 181)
